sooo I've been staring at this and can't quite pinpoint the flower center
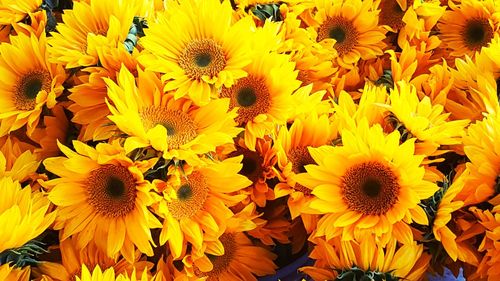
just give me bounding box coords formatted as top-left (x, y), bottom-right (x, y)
top-left (87, 164), bottom-right (137, 217)
top-left (317, 16), bottom-right (359, 56)
top-left (179, 38), bottom-right (227, 80)
top-left (167, 171), bottom-right (209, 219)
top-left (140, 106), bottom-right (198, 149)
top-left (221, 75), bottom-right (271, 125)
top-left (462, 18), bottom-right (493, 51)
top-left (341, 161), bottom-right (400, 215)
top-left (379, 0), bottom-right (411, 30)
top-left (496, 78), bottom-right (500, 101)
top-left (228, 147), bottom-right (264, 183)
top-left (287, 146), bottom-right (316, 195)
top-left (14, 71), bottom-right (51, 110)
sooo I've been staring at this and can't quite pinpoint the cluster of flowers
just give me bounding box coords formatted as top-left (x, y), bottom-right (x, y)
top-left (0, 0), bottom-right (500, 280)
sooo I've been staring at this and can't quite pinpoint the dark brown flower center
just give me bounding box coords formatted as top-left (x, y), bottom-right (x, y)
top-left (179, 38), bottom-right (227, 80)
top-left (317, 16), bottom-right (359, 56)
top-left (167, 171), bottom-right (209, 219)
top-left (287, 146), bottom-right (316, 195)
top-left (221, 75), bottom-right (271, 125)
top-left (228, 147), bottom-right (264, 183)
top-left (87, 164), bottom-right (137, 217)
top-left (462, 18), bottom-right (494, 51)
top-left (341, 161), bottom-right (400, 215)
top-left (140, 106), bottom-right (198, 149)
top-left (14, 71), bottom-right (51, 110)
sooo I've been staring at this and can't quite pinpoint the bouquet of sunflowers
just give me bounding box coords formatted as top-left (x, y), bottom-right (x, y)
top-left (1, 0), bottom-right (500, 280)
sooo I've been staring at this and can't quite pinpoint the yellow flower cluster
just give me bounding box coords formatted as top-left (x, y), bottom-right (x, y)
top-left (0, 0), bottom-right (499, 280)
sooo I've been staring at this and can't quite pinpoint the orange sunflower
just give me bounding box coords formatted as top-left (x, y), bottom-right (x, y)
top-left (224, 137), bottom-right (277, 207)
top-left (274, 112), bottom-right (337, 233)
top-left (437, 0), bottom-right (499, 58)
top-left (43, 140), bottom-right (162, 262)
top-left (180, 205), bottom-right (277, 280)
top-left (0, 32), bottom-right (66, 137)
top-left (296, 120), bottom-right (438, 244)
top-left (138, 0), bottom-right (253, 105)
top-left (311, 0), bottom-right (386, 68)
top-left (105, 66), bottom-right (241, 164)
top-left (154, 159), bottom-right (251, 259)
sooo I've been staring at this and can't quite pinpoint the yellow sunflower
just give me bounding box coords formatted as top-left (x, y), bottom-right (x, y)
top-left (380, 81), bottom-right (470, 157)
top-left (301, 236), bottom-right (429, 281)
top-left (0, 263), bottom-right (30, 281)
top-left (138, 0), bottom-right (252, 105)
top-left (75, 264), bottom-right (161, 281)
top-left (35, 237), bottom-right (152, 281)
top-left (220, 51), bottom-right (301, 151)
top-left (180, 205), bottom-right (277, 280)
top-left (296, 120), bottom-right (438, 244)
top-left (47, 0), bottom-right (141, 68)
top-left (105, 66), bottom-right (241, 164)
top-left (69, 46), bottom-right (139, 141)
top-left (0, 176), bottom-right (56, 254)
top-left (0, 148), bottom-right (39, 183)
top-left (274, 112), bottom-right (337, 233)
top-left (437, 0), bottom-right (499, 58)
top-left (0, 32), bottom-right (66, 137)
top-left (311, 0), bottom-right (386, 68)
top-left (43, 140), bottom-right (162, 262)
top-left (445, 54), bottom-right (499, 121)
top-left (0, 0), bottom-right (41, 24)
top-left (458, 112), bottom-right (500, 205)
top-left (155, 158), bottom-right (251, 259)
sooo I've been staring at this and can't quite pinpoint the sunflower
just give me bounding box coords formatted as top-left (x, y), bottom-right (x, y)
top-left (224, 137), bottom-right (277, 207)
top-left (469, 206), bottom-right (500, 281)
top-left (0, 0), bottom-right (41, 24)
top-left (429, 175), bottom-right (465, 262)
top-left (0, 263), bottom-right (30, 281)
top-left (35, 237), bottom-right (152, 281)
top-left (180, 205), bottom-right (277, 281)
top-left (138, 0), bottom-right (252, 105)
top-left (30, 105), bottom-right (70, 159)
top-left (75, 264), bottom-right (161, 281)
top-left (47, 0), bottom-right (140, 68)
top-left (220, 51), bottom-right (300, 151)
top-left (311, 0), bottom-right (386, 68)
top-left (69, 47), bottom-right (139, 141)
top-left (376, 0), bottom-right (413, 32)
top-left (0, 176), bottom-right (56, 254)
top-left (274, 112), bottom-right (337, 233)
top-left (105, 66), bottom-right (241, 163)
top-left (0, 149), bottom-right (39, 183)
top-left (154, 158), bottom-right (251, 259)
top-left (0, 32), bottom-right (66, 137)
top-left (458, 112), bottom-right (500, 205)
top-left (301, 236), bottom-right (429, 281)
top-left (295, 120), bottom-right (438, 244)
top-left (333, 83), bottom-right (388, 133)
top-left (445, 54), bottom-right (499, 121)
top-left (43, 140), bottom-right (162, 262)
top-left (380, 81), bottom-right (470, 157)
top-left (437, 0), bottom-right (499, 58)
